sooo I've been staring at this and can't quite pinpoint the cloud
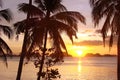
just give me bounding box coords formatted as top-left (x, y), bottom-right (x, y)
top-left (79, 29), bottom-right (102, 37)
top-left (73, 40), bottom-right (103, 46)
top-left (74, 36), bottom-right (117, 47)
top-left (88, 34), bottom-right (99, 37)
top-left (76, 29), bottom-right (117, 47)
top-left (80, 30), bottom-right (94, 34)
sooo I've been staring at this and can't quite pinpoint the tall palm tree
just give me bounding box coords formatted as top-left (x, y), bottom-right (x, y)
top-left (15, 0), bottom-right (85, 80)
top-left (15, 0), bottom-right (33, 80)
top-left (15, 0), bottom-right (44, 80)
top-left (36, 12), bottom-right (85, 80)
top-left (0, 0), bottom-right (12, 66)
top-left (26, 0), bottom-right (85, 80)
top-left (90, 0), bottom-right (120, 80)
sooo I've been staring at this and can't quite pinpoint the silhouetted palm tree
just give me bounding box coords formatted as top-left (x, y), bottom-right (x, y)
top-left (90, 0), bottom-right (120, 80)
top-left (15, 0), bottom-right (35, 80)
top-left (33, 12), bottom-right (85, 80)
top-left (15, 0), bottom-right (45, 80)
top-left (27, 0), bottom-right (85, 80)
top-left (0, 0), bottom-right (12, 67)
top-left (15, 0), bottom-right (85, 80)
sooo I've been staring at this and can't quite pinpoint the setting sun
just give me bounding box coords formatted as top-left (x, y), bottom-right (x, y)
top-left (66, 45), bottom-right (88, 57)
top-left (76, 50), bottom-right (83, 57)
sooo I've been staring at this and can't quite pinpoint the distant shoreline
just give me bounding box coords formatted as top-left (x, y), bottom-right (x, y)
top-left (0, 53), bottom-right (117, 58)
top-left (84, 53), bottom-right (117, 57)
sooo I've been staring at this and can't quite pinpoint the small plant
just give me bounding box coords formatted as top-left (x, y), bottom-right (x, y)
top-left (39, 57), bottom-right (61, 80)
top-left (26, 48), bottom-right (63, 80)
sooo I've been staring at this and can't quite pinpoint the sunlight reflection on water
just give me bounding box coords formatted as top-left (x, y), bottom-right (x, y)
top-left (0, 57), bottom-right (117, 80)
top-left (78, 60), bottom-right (82, 72)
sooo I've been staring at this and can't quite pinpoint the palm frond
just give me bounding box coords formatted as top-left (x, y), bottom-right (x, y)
top-left (64, 11), bottom-right (86, 24)
top-left (0, 47), bottom-right (8, 67)
top-left (0, 9), bottom-right (12, 22)
top-left (55, 31), bottom-right (68, 54)
top-left (0, 37), bottom-right (12, 55)
top-left (14, 19), bottom-right (26, 35)
top-left (111, 13), bottom-right (117, 32)
top-left (35, 0), bottom-right (67, 14)
top-left (34, 0), bottom-right (45, 10)
top-left (90, 0), bottom-right (113, 8)
top-left (51, 3), bottom-right (67, 13)
top-left (50, 30), bottom-right (65, 59)
top-left (52, 11), bottom-right (85, 31)
top-left (32, 26), bottom-right (45, 46)
top-left (101, 9), bottom-right (113, 45)
top-left (0, 25), bottom-right (13, 39)
top-left (109, 31), bottom-right (113, 49)
top-left (90, 0), bottom-right (114, 26)
top-left (52, 12), bottom-right (77, 30)
top-left (18, 3), bottom-right (45, 18)
top-left (49, 26), bottom-right (68, 53)
top-left (47, 19), bottom-right (77, 43)
top-left (56, 11), bottom-right (85, 23)
top-left (14, 18), bottom-right (39, 36)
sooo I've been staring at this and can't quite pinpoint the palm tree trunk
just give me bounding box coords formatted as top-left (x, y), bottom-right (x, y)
top-left (16, 31), bottom-right (28, 80)
top-left (37, 28), bottom-right (48, 80)
top-left (117, 34), bottom-right (120, 80)
top-left (16, 0), bottom-right (32, 80)
top-left (37, 10), bottom-right (50, 80)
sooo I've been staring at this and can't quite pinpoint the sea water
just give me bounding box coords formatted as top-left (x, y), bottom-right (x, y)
top-left (0, 57), bottom-right (117, 80)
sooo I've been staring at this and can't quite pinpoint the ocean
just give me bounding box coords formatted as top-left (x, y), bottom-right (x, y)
top-left (0, 57), bottom-right (117, 80)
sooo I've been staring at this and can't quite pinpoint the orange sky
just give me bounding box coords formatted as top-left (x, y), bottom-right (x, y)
top-left (2, 28), bottom-right (117, 57)
top-left (1, 0), bottom-right (117, 57)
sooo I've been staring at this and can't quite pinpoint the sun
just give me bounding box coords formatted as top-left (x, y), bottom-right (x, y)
top-left (76, 50), bottom-right (83, 57)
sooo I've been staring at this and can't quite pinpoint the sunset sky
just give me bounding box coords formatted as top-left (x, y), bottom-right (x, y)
top-left (1, 0), bottom-right (117, 57)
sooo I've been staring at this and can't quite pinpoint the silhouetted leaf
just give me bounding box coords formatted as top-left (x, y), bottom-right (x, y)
top-left (0, 9), bottom-right (12, 22)
top-left (18, 3), bottom-right (45, 18)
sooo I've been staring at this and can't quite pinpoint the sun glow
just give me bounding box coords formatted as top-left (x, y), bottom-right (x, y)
top-left (76, 50), bottom-right (83, 57)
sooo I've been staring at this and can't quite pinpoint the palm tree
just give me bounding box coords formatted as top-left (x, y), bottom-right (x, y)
top-left (15, 0), bottom-right (85, 80)
top-left (15, 0), bottom-right (33, 80)
top-left (90, 0), bottom-right (120, 80)
top-left (27, 0), bottom-right (85, 80)
top-left (15, 0), bottom-right (45, 80)
top-left (0, 0), bottom-right (12, 67)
